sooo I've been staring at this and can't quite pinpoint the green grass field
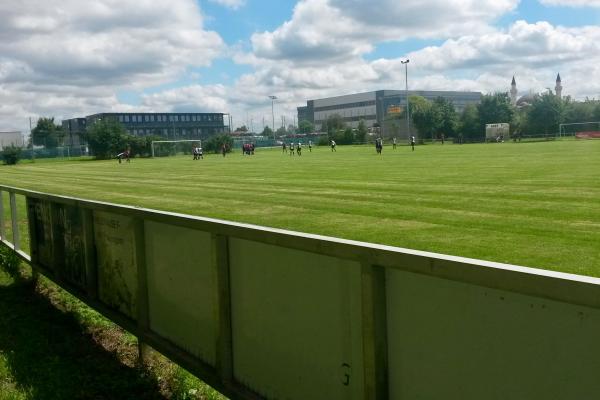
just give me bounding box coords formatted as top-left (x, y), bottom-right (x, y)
top-left (1, 139), bottom-right (599, 276)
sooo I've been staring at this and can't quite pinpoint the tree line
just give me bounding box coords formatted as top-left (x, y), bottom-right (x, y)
top-left (409, 92), bottom-right (600, 141)
top-left (302, 92), bottom-right (600, 143)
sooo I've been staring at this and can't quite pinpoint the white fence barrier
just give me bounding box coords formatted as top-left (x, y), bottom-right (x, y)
top-left (1, 185), bottom-right (599, 400)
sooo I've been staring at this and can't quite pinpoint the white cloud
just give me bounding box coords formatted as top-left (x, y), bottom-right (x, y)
top-left (251, 0), bottom-right (519, 63)
top-left (405, 21), bottom-right (600, 71)
top-left (230, 19), bottom-right (600, 125)
top-left (539, 0), bottom-right (600, 6)
top-left (140, 85), bottom-right (229, 112)
top-left (208, 0), bottom-right (246, 9)
top-left (0, 0), bottom-right (224, 132)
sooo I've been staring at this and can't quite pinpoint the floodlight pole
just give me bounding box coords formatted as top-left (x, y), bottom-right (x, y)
top-left (269, 95), bottom-right (277, 140)
top-left (401, 59), bottom-right (410, 141)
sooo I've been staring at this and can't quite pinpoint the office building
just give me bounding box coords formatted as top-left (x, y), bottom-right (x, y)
top-left (297, 89), bottom-right (482, 138)
top-left (62, 112), bottom-right (229, 145)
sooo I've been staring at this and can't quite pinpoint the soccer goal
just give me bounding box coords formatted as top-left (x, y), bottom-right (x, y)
top-left (559, 122), bottom-right (600, 139)
top-left (151, 139), bottom-right (202, 157)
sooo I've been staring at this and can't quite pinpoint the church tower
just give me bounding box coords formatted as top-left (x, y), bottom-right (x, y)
top-left (555, 73), bottom-right (562, 99)
top-left (510, 76), bottom-right (518, 106)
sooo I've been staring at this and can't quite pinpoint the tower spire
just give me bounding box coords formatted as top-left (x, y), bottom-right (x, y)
top-left (510, 75), bottom-right (518, 106)
top-left (555, 73), bottom-right (562, 99)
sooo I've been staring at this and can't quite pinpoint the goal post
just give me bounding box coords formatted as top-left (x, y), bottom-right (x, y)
top-left (558, 122), bottom-right (600, 138)
top-left (151, 139), bottom-right (202, 158)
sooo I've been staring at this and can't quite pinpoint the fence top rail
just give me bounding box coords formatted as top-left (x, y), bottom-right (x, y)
top-left (3, 184), bottom-right (600, 307)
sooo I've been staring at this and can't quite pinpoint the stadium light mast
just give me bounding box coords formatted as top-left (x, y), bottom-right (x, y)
top-left (269, 95), bottom-right (277, 140)
top-left (401, 59), bottom-right (410, 140)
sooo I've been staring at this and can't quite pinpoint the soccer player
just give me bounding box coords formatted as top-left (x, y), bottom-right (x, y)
top-left (376, 138), bottom-right (382, 154)
top-left (297, 142), bottom-right (302, 156)
top-left (289, 142), bottom-right (295, 156)
top-left (410, 135), bottom-right (416, 151)
top-left (282, 142), bottom-right (287, 153)
top-left (198, 146), bottom-right (203, 159)
top-left (308, 140), bottom-right (312, 152)
top-left (392, 137), bottom-right (397, 149)
top-left (331, 139), bottom-right (336, 152)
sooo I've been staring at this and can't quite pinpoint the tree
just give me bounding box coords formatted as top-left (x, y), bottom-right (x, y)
top-left (431, 97), bottom-right (458, 138)
top-left (85, 119), bottom-right (128, 159)
top-left (593, 102), bottom-right (600, 121)
top-left (31, 117), bottom-right (65, 148)
top-left (322, 114), bottom-right (345, 136)
top-left (275, 126), bottom-right (287, 136)
top-left (129, 135), bottom-right (163, 158)
top-left (204, 134), bottom-right (233, 154)
top-left (564, 99), bottom-right (594, 124)
top-left (355, 120), bottom-right (368, 143)
top-left (409, 96), bottom-right (434, 139)
top-left (459, 104), bottom-right (480, 139)
top-left (235, 125), bottom-right (248, 132)
top-left (298, 120), bottom-right (314, 134)
top-left (341, 127), bottom-right (354, 144)
top-left (261, 126), bottom-right (273, 137)
top-left (524, 92), bottom-right (566, 135)
top-left (477, 93), bottom-right (514, 136)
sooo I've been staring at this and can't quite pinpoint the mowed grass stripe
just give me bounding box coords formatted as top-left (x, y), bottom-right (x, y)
top-left (1, 140), bottom-right (599, 276)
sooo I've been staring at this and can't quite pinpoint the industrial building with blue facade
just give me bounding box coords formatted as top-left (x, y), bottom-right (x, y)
top-left (297, 89), bottom-right (482, 139)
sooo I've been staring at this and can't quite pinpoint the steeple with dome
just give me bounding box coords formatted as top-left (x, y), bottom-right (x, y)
top-left (510, 74), bottom-right (564, 107)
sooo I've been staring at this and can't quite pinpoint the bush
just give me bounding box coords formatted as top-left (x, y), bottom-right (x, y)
top-left (2, 145), bottom-right (22, 165)
top-left (0, 246), bottom-right (21, 278)
top-left (317, 136), bottom-right (330, 146)
top-left (204, 134), bottom-right (233, 154)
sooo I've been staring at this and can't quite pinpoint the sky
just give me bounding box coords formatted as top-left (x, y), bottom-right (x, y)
top-left (1, 0), bottom-right (600, 134)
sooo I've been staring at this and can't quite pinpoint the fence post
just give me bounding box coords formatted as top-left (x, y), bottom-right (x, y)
top-left (0, 190), bottom-right (5, 241)
top-left (9, 192), bottom-right (20, 252)
top-left (81, 208), bottom-right (97, 299)
top-left (134, 218), bottom-right (151, 364)
top-left (213, 234), bottom-right (233, 386)
top-left (25, 197), bottom-right (40, 282)
top-left (361, 262), bottom-right (388, 400)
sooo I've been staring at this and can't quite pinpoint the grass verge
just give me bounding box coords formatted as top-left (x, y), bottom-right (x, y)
top-left (0, 259), bottom-right (226, 400)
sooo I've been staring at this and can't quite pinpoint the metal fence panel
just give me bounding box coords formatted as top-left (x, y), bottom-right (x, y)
top-left (94, 211), bottom-right (138, 319)
top-left (229, 238), bottom-right (364, 400)
top-left (386, 269), bottom-right (600, 399)
top-left (145, 221), bottom-right (217, 365)
top-left (2, 184), bottom-right (600, 400)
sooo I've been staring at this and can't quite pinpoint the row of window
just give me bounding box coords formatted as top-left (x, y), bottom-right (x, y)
top-left (314, 115), bottom-right (377, 124)
top-left (128, 127), bottom-right (223, 136)
top-left (117, 114), bottom-right (222, 123)
top-left (313, 100), bottom-right (376, 113)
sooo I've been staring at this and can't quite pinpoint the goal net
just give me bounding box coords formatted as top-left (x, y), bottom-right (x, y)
top-left (559, 122), bottom-right (600, 139)
top-left (151, 139), bottom-right (202, 157)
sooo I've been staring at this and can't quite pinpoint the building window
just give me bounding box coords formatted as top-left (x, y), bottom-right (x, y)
top-left (118, 115), bottom-right (123, 122)
top-left (124, 115), bottom-right (130, 122)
